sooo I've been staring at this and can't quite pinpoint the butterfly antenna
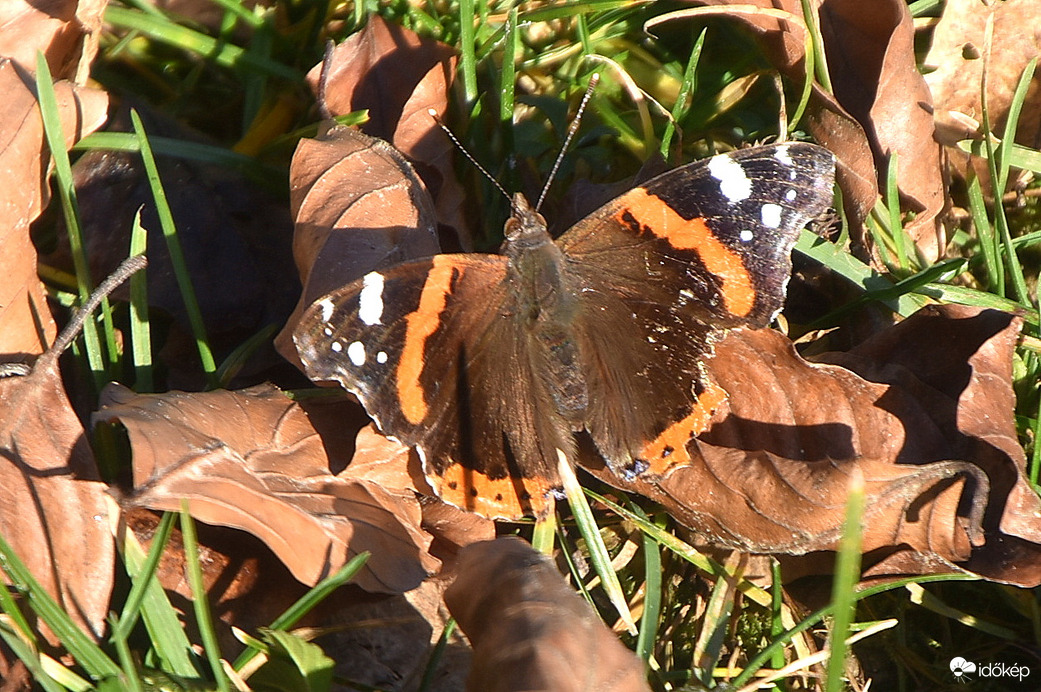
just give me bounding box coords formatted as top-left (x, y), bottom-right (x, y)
top-left (428, 109), bottom-right (512, 206)
top-left (535, 73), bottom-right (600, 213)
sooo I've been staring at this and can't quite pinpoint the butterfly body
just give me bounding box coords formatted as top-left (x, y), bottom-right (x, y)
top-left (295, 142), bottom-right (837, 520)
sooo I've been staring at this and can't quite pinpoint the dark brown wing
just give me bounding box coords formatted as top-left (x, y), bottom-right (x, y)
top-left (557, 143), bottom-right (836, 477)
top-left (294, 254), bottom-right (563, 519)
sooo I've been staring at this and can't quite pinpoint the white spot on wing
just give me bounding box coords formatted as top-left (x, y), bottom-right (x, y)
top-left (708, 154), bottom-right (752, 203)
top-left (761, 203), bottom-right (783, 229)
top-left (739, 229), bottom-right (755, 242)
top-left (330, 341), bottom-right (343, 353)
top-left (319, 298), bottom-right (334, 323)
top-left (377, 351), bottom-right (388, 364)
top-left (348, 341), bottom-right (366, 366)
top-left (359, 271), bottom-right (385, 326)
top-left (774, 144), bottom-right (794, 166)
top-left (785, 189), bottom-right (797, 201)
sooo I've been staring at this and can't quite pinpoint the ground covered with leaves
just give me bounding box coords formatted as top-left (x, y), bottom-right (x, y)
top-left (3, 1), bottom-right (1041, 690)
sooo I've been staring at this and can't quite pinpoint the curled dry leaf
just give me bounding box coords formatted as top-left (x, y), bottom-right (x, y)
top-left (0, 0), bottom-right (106, 82)
top-left (816, 0), bottom-right (946, 260)
top-left (924, 0), bottom-right (1041, 184)
top-left (0, 360), bottom-right (114, 639)
top-left (445, 537), bottom-right (650, 692)
top-left (95, 383), bottom-right (439, 593)
top-left (275, 125), bottom-right (441, 367)
top-left (0, 58), bottom-right (107, 357)
top-left (310, 15), bottom-right (468, 247)
top-left (585, 305), bottom-right (1041, 585)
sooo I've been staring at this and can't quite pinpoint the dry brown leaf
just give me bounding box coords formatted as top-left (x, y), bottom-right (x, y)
top-left (275, 126), bottom-right (440, 367)
top-left (96, 383), bottom-right (439, 593)
top-left (585, 305), bottom-right (1041, 585)
top-left (444, 537), bottom-right (650, 692)
top-left (817, 0), bottom-right (946, 260)
top-left (309, 15), bottom-right (468, 247)
top-left (123, 507), bottom-right (326, 652)
top-left (0, 354), bottom-right (115, 639)
top-left (924, 0), bottom-right (1041, 183)
top-left (0, 58), bottom-right (107, 358)
top-left (0, 0), bottom-right (106, 83)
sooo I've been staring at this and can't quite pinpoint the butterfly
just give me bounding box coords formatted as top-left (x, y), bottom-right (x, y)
top-left (294, 141), bottom-right (836, 520)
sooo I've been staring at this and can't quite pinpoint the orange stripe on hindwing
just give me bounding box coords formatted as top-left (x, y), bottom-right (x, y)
top-left (398, 256), bottom-right (458, 425)
top-left (616, 189), bottom-right (756, 317)
top-left (640, 380), bottom-right (727, 474)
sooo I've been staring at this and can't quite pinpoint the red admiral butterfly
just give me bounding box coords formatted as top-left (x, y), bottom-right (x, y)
top-left (294, 142), bottom-right (836, 519)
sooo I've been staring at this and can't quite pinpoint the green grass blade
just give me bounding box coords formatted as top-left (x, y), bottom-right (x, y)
top-left (557, 454), bottom-right (637, 633)
top-left (730, 572), bottom-right (977, 688)
top-left (531, 509), bottom-right (557, 555)
top-left (824, 471), bottom-right (865, 691)
top-left (997, 57), bottom-right (1037, 193)
top-left (458, 0), bottom-right (478, 103)
top-left (499, 6), bottom-right (518, 128)
top-left (660, 28), bottom-right (706, 158)
top-left (634, 512), bottom-right (662, 664)
top-left (692, 564), bottom-right (736, 687)
top-left (966, 167), bottom-right (1001, 290)
top-left (0, 533), bottom-right (121, 680)
top-left (769, 559), bottom-right (786, 672)
top-left (232, 552), bottom-right (371, 671)
top-left (0, 622), bottom-right (65, 692)
top-left (130, 110), bottom-right (219, 387)
top-left (179, 504), bottom-right (231, 691)
top-left (128, 211), bottom-right (153, 391)
top-left (417, 618), bottom-right (457, 692)
top-left (104, 6), bottom-right (300, 81)
top-left (796, 229), bottom-right (931, 317)
top-left (586, 489), bottom-right (771, 607)
top-left (109, 612), bottom-right (144, 692)
top-left (34, 52), bottom-right (108, 387)
top-left (117, 512), bottom-right (200, 678)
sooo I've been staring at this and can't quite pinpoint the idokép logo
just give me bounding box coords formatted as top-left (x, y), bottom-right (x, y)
top-left (949, 656), bottom-right (1031, 684)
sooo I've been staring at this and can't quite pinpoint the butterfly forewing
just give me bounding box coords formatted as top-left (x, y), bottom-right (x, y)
top-left (557, 143), bottom-right (836, 477)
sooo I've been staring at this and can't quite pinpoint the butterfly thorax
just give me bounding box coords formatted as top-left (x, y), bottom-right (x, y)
top-left (503, 193), bottom-right (589, 422)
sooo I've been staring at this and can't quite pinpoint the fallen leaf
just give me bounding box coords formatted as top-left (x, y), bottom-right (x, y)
top-left (817, 0), bottom-right (946, 260)
top-left (924, 0), bottom-right (1041, 185)
top-left (0, 352), bottom-right (115, 639)
top-left (0, 0), bottom-right (106, 83)
top-left (275, 125), bottom-right (440, 368)
top-left (584, 305), bottom-right (1041, 585)
top-left (317, 575), bottom-right (469, 691)
top-left (0, 58), bottom-right (107, 358)
top-left (96, 383), bottom-right (439, 593)
top-left (444, 537), bottom-right (650, 692)
top-left (310, 15), bottom-right (469, 247)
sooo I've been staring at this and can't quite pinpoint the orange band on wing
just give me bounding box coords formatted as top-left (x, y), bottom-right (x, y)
top-left (398, 256), bottom-right (457, 425)
top-left (640, 380), bottom-right (727, 475)
top-left (616, 188), bottom-right (756, 317)
top-left (430, 462), bottom-right (556, 520)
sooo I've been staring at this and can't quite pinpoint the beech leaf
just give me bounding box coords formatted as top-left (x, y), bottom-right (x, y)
top-left (96, 383), bottom-right (439, 593)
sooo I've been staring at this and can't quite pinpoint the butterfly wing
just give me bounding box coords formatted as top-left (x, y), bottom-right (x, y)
top-left (294, 255), bottom-right (563, 519)
top-left (558, 143), bottom-right (836, 476)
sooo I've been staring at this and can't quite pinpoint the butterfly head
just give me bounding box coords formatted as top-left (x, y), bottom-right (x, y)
top-left (504, 193), bottom-right (552, 252)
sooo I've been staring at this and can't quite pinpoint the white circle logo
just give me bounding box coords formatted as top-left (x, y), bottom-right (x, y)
top-left (950, 657), bottom-right (977, 682)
